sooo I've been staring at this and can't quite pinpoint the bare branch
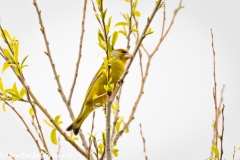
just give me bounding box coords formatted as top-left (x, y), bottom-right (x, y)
top-left (232, 146), bottom-right (236, 160)
top-left (32, 0), bottom-right (88, 150)
top-left (220, 104), bottom-right (225, 160)
top-left (32, 0), bottom-right (71, 118)
top-left (68, 0), bottom-right (87, 107)
top-left (113, 0), bottom-right (183, 145)
top-left (28, 88), bottom-right (88, 158)
top-left (0, 97), bottom-right (44, 160)
top-left (139, 123), bottom-right (148, 160)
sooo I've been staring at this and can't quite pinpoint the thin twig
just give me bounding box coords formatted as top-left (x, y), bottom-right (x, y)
top-left (139, 123), bottom-right (148, 160)
top-left (87, 111), bottom-right (96, 158)
top-left (57, 135), bottom-right (61, 160)
top-left (113, 0), bottom-right (183, 145)
top-left (220, 104), bottom-right (225, 160)
top-left (25, 85), bottom-right (52, 160)
top-left (28, 88), bottom-right (88, 158)
top-left (33, 0), bottom-right (69, 110)
top-left (67, 0), bottom-right (87, 107)
top-left (0, 98), bottom-right (43, 160)
top-left (232, 146), bottom-right (236, 160)
top-left (32, 0), bottom-right (88, 150)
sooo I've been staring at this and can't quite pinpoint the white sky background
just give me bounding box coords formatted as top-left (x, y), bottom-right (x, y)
top-left (0, 0), bottom-right (240, 159)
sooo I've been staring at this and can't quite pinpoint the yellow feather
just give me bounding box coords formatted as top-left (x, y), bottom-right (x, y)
top-left (66, 49), bottom-right (131, 135)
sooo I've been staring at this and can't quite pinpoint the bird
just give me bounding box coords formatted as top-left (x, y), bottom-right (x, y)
top-left (66, 49), bottom-right (132, 135)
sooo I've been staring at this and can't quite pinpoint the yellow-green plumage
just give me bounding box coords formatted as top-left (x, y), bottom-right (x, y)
top-left (66, 49), bottom-right (131, 135)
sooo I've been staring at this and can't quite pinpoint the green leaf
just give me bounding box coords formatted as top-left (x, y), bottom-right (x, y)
top-left (13, 82), bottom-right (19, 96)
top-left (102, 131), bottom-right (106, 143)
top-left (44, 119), bottom-right (54, 128)
top-left (116, 118), bottom-right (123, 132)
top-left (96, 0), bottom-right (102, 12)
top-left (112, 148), bottom-right (119, 157)
top-left (21, 55), bottom-right (29, 67)
top-left (102, 9), bottom-right (107, 20)
top-left (111, 31), bottom-right (118, 47)
top-left (14, 67), bottom-right (21, 77)
top-left (50, 128), bottom-right (58, 145)
top-left (3, 49), bottom-right (13, 61)
top-left (98, 29), bottom-right (105, 42)
top-left (115, 22), bottom-right (128, 27)
top-left (29, 107), bottom-right (34, 116)
top-left (54, 115), bottom-right (61, 123)
top-left (118, 30), bottom-right (127, 37)
top-left (125, 127), bottom-right (130, 133)
top-left (132, 28), bottom-right (138, 32)
top-left (57, 121), bottom-right (63, 125)
top-left (133, 10), bottom-right (141, 17)
top-left (211, 145), bottom-right (219, 158)
top-left (133, 0), bottom-right (138, 10)
top-left (19, 87), bottom-right (26, 98)
top-left (0, 78), bottom-right (4, 92)
top-left (105, 25), bottom-right (109, 35)
top-left (108, 16), bottom-right (112, 27)
top-left (2, 103), bottom-right (6, 112)
top-left (13, 40), bottom-right (19, 63)
top-left (95, 13), bottom-right (99, 20)
top-left (2, 61), bottom-right (10, 73)
top-left (146, 27), bottom-right (154, 35)
top-left (98, 42), bottom-right (106, 51)
top-left (3, 29), bottom-right (13, 42)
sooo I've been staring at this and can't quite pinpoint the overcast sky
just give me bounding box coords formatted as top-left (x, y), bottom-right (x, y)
top-left (0, 0), bottom-right (240, 160)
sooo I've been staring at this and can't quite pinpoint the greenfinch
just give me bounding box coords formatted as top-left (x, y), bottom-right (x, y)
top-left (66, 49), bottom-right (132, 135)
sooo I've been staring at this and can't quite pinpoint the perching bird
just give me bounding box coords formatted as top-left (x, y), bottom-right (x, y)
top-left (66, 49), bottom-right (132, 135)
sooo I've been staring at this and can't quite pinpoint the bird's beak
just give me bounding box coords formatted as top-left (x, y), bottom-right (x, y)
top-left (125, 53), bottom-right (132, 59)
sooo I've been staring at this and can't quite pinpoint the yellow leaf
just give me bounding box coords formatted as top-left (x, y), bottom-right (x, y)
top-left (116, 118), bottom-right (123, 133)
top-left (2, 61), bottom-right (10, 73)
top-left (3, 29), bottom-right (13, 42)
top-left (3, 49), bottom-right (13, 60)
top-left (0, 78), bottom-right (4, 91)
top-left (111, 31), bottom-right (118, 47)
top-left (20, 87), bottom-right (26, 98)
top-left (98, 143), bottom-right (104, 149)
top-left (112, 148), bottom-right (119, 157)
top-left (132, 28), bottom-right (138, 32)
top-left (133, 10), bottom-right (141, 17)
top-left (211, 145), bottom-right (219, 158)
top-left (54, 115), bottom-right (61, 123)
top-left (13, 40), bottom-right (19, 63)
top-left (13, 82), bottom-right (19, 96)
top-left (118, 30), bottom-right (127, 37)
top-left (98, 43), bottom-right (106, 51)
top-left (29, 107), bottom-right (34, 116)
top-left (2, 103), bottom-right (6, 112)
top-left (50, 128), bottom-right (58, 145)
top-left (57, 121), bottom-right (63, 125)
top-left (115, 22), bottom-right (128, 27)
top-left (44, 119), bottom-right (54, 128)
top-left (125, 0), bottom-right (130, 2)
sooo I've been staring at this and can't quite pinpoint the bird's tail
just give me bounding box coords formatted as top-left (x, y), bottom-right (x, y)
top-left (66, 108), bottom-right (92, 135)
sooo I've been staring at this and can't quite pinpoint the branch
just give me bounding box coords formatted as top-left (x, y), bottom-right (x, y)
top-left (67, 0), bottom-right (87, 107)
top-left (113, 0), bottom-right (183, 145)
top-left (139, 123), bottom-right (148, 160)
top-left (0, 97), bottom-right (44, 160)
top-left (32, 0), bottom-right (71, 119)
top-left (232, 146), bottom-right (236, 160)
top-left (220, 104), bottom-right (225, 160)
top-left (32, 0), bottom-right (88, 150)
top-left (28, 88), bottom-right (88, 158)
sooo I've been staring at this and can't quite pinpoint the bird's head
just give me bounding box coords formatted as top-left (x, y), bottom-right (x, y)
top-left (111, 48), bottom-right (132, 63)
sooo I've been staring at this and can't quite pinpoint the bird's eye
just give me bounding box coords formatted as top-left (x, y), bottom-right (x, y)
top-left (121, 49), bottom-right (127, 53)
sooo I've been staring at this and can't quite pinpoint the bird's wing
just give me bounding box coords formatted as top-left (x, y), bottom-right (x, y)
top-left (79, 63), bottom-right (104, 113)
